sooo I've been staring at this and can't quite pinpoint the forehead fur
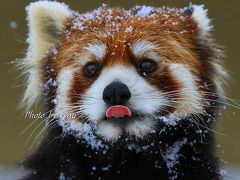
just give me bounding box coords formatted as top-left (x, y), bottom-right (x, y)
top-left (55, 6), bottom-right (201, 72)
top-left (69, 6), bottom-right (197, 35)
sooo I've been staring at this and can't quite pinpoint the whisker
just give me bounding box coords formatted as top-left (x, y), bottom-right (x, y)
top-left (188, 115), bottom-right (229, 137)
top-left (25, 119), bottom-right (45, 147)
top-left (19, 108), bottom-right (55, 135)
top-left (29, 120), bottom-right (58, 150)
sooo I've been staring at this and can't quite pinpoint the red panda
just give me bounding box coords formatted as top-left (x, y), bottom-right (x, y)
top-left (19, 1), bottom-right (227, 180)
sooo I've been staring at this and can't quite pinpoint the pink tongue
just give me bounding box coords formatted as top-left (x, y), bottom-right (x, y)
top-left (106, 105), bottom-right (132, 118)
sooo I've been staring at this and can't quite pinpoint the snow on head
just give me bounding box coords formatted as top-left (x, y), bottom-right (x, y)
top-left (69, 4), bottom-right (188, 35)
top-left (181, 4), bottom-right (212, 37)
top-left (47, 4), bottom-right (207, 150)
top-left (125, 26), bottom-right (133, 33)
top-left (136, 6), bottom-right (153, 17)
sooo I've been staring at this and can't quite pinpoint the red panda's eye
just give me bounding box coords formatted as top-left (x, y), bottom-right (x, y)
top-left (84, 62), bottom-right (100, 78)
top-left (139, 59), bottom-right (157, 73)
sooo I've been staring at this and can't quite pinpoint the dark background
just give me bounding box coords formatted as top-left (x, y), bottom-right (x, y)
top-left (0, 0), bottom-right (239, 167)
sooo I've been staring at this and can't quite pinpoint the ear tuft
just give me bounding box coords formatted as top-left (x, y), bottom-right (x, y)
top-left (26, 1), bottom-right (73, 57)
top-left (190, 4), bottom-right (212, 38)
top-left (22, 1), bottom-right (73, 109)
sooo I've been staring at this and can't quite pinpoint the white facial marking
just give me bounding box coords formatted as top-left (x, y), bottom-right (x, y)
top-left (125, 118), bottom-right (156, 138)
top-left (170, 64), bottom-right (203, 114)
top-left (55, 68), bottom-right (75, 121)
top-left (55, 64), bottom-right (203, 141)
top-left (84, 42), bottom-right (106, 60)
top-left (131, 40), bottom-right (157, 57)
top-left (80, 65), bottom-right (168, 140)
top-left (97, 122), bottom-right (122, 140)
top-left (81, 65), bottom-right (168, 122)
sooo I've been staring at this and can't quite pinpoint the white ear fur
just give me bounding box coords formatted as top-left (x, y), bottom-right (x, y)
top-left (191, 4), bottom-right (212, 37)
top-left (22, 1), bottom-right (73, 109)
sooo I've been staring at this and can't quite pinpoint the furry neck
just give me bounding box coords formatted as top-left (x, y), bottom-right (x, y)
top-left (22, 114), bottom-right (221, 180)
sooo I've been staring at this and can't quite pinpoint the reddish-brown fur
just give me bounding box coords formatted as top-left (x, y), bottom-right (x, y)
top-left (47, 7), bottom-right (216, 120)
top-left (54, 7), bottom-right (201, 71)
top-left (22, 4), bottom-right (224, 180)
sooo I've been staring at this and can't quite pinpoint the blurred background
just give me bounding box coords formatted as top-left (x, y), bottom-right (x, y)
top-left (0, 0), bottom-right (239, 179)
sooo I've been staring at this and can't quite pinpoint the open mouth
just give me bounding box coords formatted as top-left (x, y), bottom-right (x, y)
top-left (103, 105), bottom-right (144, 125)
top-left (106, 105), bottom-right (132, 118)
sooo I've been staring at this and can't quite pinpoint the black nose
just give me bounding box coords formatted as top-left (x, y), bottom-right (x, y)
top-left (103, 81), bottom-right (131, 105)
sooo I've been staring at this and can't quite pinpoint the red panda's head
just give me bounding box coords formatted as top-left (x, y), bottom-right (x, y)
top-left (21, 2), bottom-right (226, 147)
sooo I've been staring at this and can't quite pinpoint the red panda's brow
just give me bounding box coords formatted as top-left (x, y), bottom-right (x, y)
top-left (52, 10), bottom-right (203, 73)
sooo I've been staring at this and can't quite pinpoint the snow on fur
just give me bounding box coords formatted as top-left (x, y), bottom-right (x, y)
top-left (60, 119), bottom-right (107, 150)
top-left (22, 2), bottom-right (211, 109)
top-left (162, 138), bottom-right (188, 180)
top-left (189, 4), bottom-right (212, 37)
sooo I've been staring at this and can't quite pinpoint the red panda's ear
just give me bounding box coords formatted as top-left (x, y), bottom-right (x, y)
top-left (22, 1), bottom-right (73, 109)
top-left (183, 4), bottom-right (212, 38)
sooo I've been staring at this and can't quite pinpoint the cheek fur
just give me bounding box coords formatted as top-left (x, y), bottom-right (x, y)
top-left (54, 63), bottom-right (204, 140)
top-left (69, 69), bottom-right (98, 121)
top-left (55, 68), bottom-right (75, 122)
top-left (125, 118), bottom-right (156, 138)
top-left (169, 64), bottom-right (203, 115)
top-left (140, 65), bottom-right (181, 114)
top-left (96, 122), bottom-right (122, 140)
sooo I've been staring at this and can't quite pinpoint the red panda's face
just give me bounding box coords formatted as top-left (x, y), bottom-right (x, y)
top-left (23, 3), bottom-right (226, 146)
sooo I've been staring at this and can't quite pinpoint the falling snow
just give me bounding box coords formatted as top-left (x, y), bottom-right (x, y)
top-left (9, 21), bottom-right (18, 29)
